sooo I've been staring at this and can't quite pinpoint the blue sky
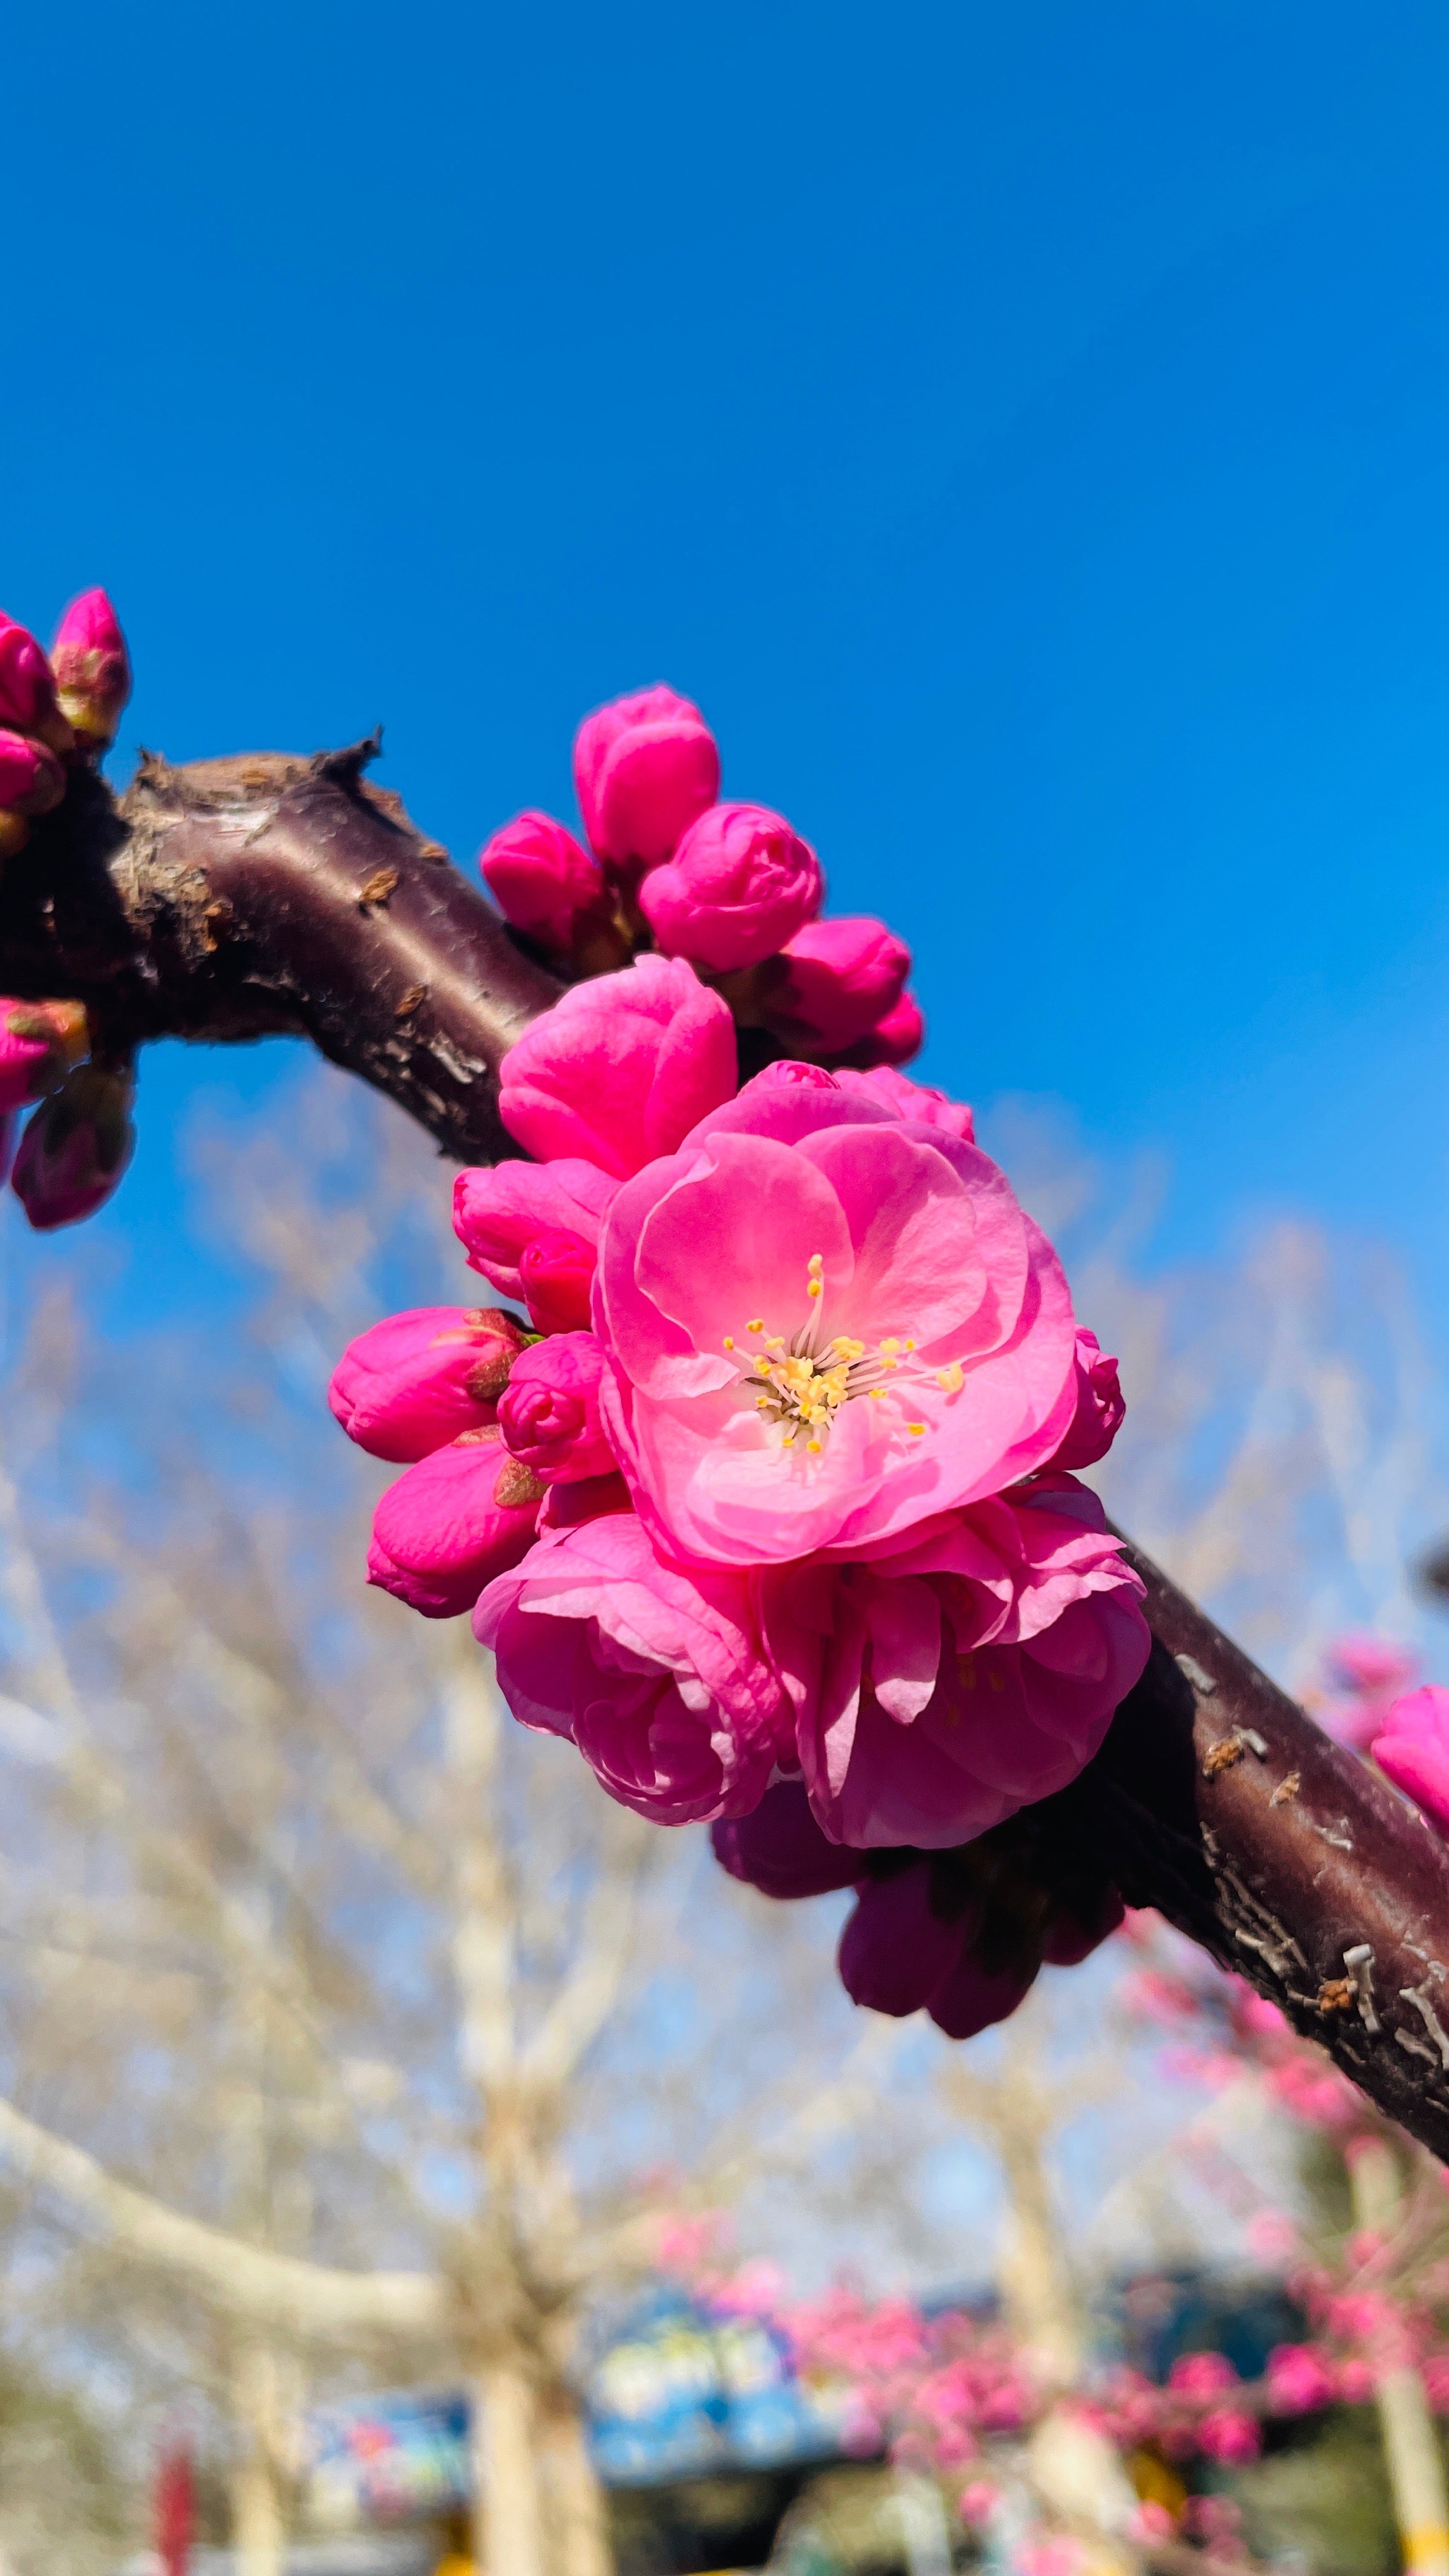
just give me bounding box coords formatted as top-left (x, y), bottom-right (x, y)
top-left (6, 1), bottom-right (1449, 1342)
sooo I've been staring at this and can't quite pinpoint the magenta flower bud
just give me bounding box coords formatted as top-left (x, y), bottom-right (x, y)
top-left (1373, 1684), bottom-right (1449, 1834)
top-left (497, 957), bottom-right (737, 1178)
top-left (836, 988), bottom-right (924, 1070)
top-left (0, 730), bottom-right (65, 819)
top-left (497, 1330), bottom-right (616, 1484)
top-left (11, 1061), bottom-right (135, 1231)
top-left (1048, 1329), bottom-right (1126, 1471)
top-left (639, 803), bottom-right (824, 972)
top-left (0, 616), bottom-right (71, 754)
top-left (518, 1227), bottom-right (596, 1335)
top-left (50, 590), bottom-right (131, 749)
top-left (711, 1781), bottom-right (864, 1900)
top-left (328, 1303), bottom-right (530, 1464)
top-left (0, 998), bottom-right (88, 1113)
top-left (573, 684), bottom-right (720, 870)
top-left (478, 810), bottom-right (618, 960)
top-left (367, 1429), bottom-right (543, 1618)
top-left (838, 1865), bottom-right (967, 2018)
top-left (768, 916), bottom-right (911, 1051)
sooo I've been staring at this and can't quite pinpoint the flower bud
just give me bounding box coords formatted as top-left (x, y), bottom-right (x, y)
top-left (0, 998), bottom-right (89, 1112)
top-left (497, 1331), bottom-right (616, 1483)
top-left (518, 1227), bottom-right (596, 1335)
top-left (50, 590), bottom-right (131, 749)
top-left (639, 803), bottom-right (823, 972)
top-left (367, 1429), bottom-right (543, 1617)
top-left (573, 685), bottom-right (720, 870)
top-left (711, 1780), bottom-right (864, 1899)
top-left (1048, 1328), bottom-right (1126, 1471)
top-left (479, 810), bottom-right (623, 966)
top-left (0, 730), bottom-right (66, 819)
top-left (11, 1061), bottom-right (134, 1230)
top-left (0, 616), bottom-right (71, 754)
top-left (835, 988), bottom-right (924, 1070)
top-left (328, 1304), bottom-right (529, 1463)
top-left (767, 916), bottom-right (911, 1052)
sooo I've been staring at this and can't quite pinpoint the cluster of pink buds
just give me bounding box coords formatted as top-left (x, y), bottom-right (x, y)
top-left (333, 684), bottom-right (1149, 2047)
top-left (478, 684), bottom-right (921, 1069)
top-left (0, 591), bottom-right (129, 863)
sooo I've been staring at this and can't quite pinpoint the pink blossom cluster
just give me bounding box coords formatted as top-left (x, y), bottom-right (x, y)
top-left (331, 686), bottom-right (1150, 2038)
top-left (0, 590), bottom-right (134, 1229)
top-left (478, 682), bottom-right (921, 1069)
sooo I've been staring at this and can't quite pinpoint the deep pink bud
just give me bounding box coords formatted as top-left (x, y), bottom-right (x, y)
top-left (0, 730), bottom-right (66, 818)
top-left (768, 916), bottom-right (911, 1051)
top-left (497, 958), bottom-right (737, 1178)
top-left (1047, 1330), bottom-right (1126, 1471)
top-left (328, 1304), bottom-right (529, 1464)
top-left (711, 1781), bottom-right (865, 1899)
top-left (836, 989), bottom-right (925, 1069)
top-left (1039, 1887), bottom-right (1125, 1966)
top-left (479, 810), bottom-right (616, 958)
top-left (497, 1330), bottom-right (616, 1484)
top-left (0, 616), bottom-right (71, 754)
top-left (50, 590), bottom-right (132, 749)
top-left (928, 1947), bottom-right (1037, 2042)
top-left (0, 998), bottom-right (88, 1113)
top-left (573, 684), bottom-right (720, 870)
top-left (1373, 1684), bottom-right (1449, 1834)
top-left (639, 803), bottom-right (824, 972)
top-left (367, 1430), bottom-right (543, 1618)
top-left (11, 1061), bottom-right (135, 1230)
top-left (518, 1228), bottom-right (596, 1334)
top-left (453, 1158), bottom-right (618, 1296)
top-left (838, 1865), bottom-right (969, 2017)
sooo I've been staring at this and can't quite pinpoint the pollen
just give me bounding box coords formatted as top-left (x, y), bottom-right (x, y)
top-left (722, 1335), bottom-right (734, 1350)
top-left (907, 1422), bottom-right (926, 1437)
top-left (747, 1318), bottom-right (764, 1335)
top-left (936, 1361), bottom-right (964, 1393)
top-left (807, 1279), bottom-right (823, 1298)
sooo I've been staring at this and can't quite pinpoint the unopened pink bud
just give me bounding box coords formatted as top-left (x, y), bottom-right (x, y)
top-left (0, 730), bottom-right (65, 819)
top-left (11, 1061), bottom-right (134, 1230)
top-left (768, 916), bottom-right (911, 1051)
top-left (1048, 1329), bottom-right (1126, 1472)
top-left (836, 988), bottom-right (925, 1069)
top-left (50, 590), bottom-right (132, 748)
top-left (497, 1331), bottom-right (616, 1483)
top-left (573, 685), bottom-right (720, 870)
top-left (518, 1227), bottom-right (596, 1335)
top-left (0, 997), bottom-right (89, 1112)
top-left (0, 616), bottom-right (71, 754)
top-left (640, 803), bottom-right (824, 972)
top-left (479, 810), bottom-right (617, 960)
top-left (328, 1303), bottom-right (529, 1464)
top-left (367, 1430), bottom-right (543, 1618)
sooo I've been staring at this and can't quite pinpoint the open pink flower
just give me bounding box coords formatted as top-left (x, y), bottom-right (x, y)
top-left (497, 956), bottom-right (738, 1178)
top-left (328, 1304), bottom-right (527, 1462)
top-left (453, 1158), bottom-right (618, 1299)
top-left (1373, 1684), bottom-right (1449, 1834)
top-left (475, 1510), bottom-right (786, 1825)
top-left (640, 802), bottom-right (824, 972)
top-left (497, 1331), bottom-right (616, 1483)
top-left (833, 1065), bottom-right (974, 1140)
top-left (368, 1430), bottom-right (542, 1618)
top-left (574, 684), bottom-right (720, 870)
top-left (595, 1068), bottom-right (1081, 1568)
top-left (762, 1485), bottom-right (1148, 1846)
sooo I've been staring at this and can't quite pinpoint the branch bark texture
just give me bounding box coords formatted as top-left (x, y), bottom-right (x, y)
top-left (6, 748), bottom-right (1449, 2155)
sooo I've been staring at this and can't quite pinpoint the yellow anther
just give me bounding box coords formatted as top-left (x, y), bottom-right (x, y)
top-left (879, 1338), bottom-right (901, 1356)
top-left (936, 1362), bottom-right (964, 1393)
top-left (807, 1251), bottom-right (824, 1274)
top-left (868, 1387), bottom-right (888, 1400)
top-left (747, 1318), bottom-right (764, 1334)
top-left (807, 1279), bottom-right (823, 1298)
top-left (807, 1438), bottom-right (822, 1454)
top-left (754, 1357), bottom-right (773, 1376)
top-left (722, 1335), bottom-right (735, 1350)
top-left (907, 1422), bottom-right (926, 1437)
top-left (904, 1339), bottom-right (916, 1353)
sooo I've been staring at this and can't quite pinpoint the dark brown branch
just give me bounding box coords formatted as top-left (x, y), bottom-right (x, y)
top-left (0, 744), bottom-right (565, 1163)
top-left (5, 751), bottom-right (1449, 2151)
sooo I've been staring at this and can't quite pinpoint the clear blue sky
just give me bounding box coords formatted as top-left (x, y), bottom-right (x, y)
top-left (6, 1), bottom-right (1449, 1339)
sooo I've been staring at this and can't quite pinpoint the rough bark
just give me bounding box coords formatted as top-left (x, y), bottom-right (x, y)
top-left (8, 749), bottom-right (1449, 2157)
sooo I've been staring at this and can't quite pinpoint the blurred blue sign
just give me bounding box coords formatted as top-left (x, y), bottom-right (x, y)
top-left (304, 2390), bottom-right (471, 2524)
top-left (585, 2287), bottom-right (850, 2485)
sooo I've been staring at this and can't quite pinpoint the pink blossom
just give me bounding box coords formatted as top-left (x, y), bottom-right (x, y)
top-left (478, 810), bottom-right (613, 958)
top-left (0, 998), bottom-right (87, 1113)
top-left (928, 1947), bottom-right (1039, 2041)
top-left (1168, 2353), bottom-right (1239, 2398)
top-left (837, 1866), bottom-right (969, 2016)
top-left (475, 1511), bottom-right (786, 1826)
top-left (11, 1063), bottom-right (134, 1230)
top-left (367, 1429), bottom-right (542, 1618)
top-left (768, 917), bottom-right (911, 1052)
top-left (453, 1157), bottom-right (618, 1298)
top-left (711, 1780), bottom-right (865, 1898)
top-left (0, 730), bottom-right (65, 817)
top-left (497, 1331), bottom-right (616, 1483)
top-left (1046, 1329), bottom-right (1126, 1471)
top-left (957, 2484), bottom-right (1000, 2528)
top-left (497, 957), bottom-right (737, 1178)
top-left (328, 1305), bottom-right (527, 1462)
top-left (594, 1069), bottom-right (1084, 1569)
top-left (758, 1488), bottom-right (1145, 1848)
top-left (50, 589), bottom-right (131, 747)
top-left (1197, 2408), bottom-right (1261, 2465)
top-left (1266, 2343), bottom-right (1337, 2415)
top-left (840, 989), bottom-right (925, 1069)
top-left (0, 616), bottom-right (70, 751)
top-left (832, 1065), bottom-right (974, 1140)
top-left (518, 1228), bottom-right (596, 1334)
top-left (573, 684), bottom-right (720, 870)
top-left (1373, 1685), bottom-right (1449, 1834)
top-left (639, 803), bottom-right (824, 972)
